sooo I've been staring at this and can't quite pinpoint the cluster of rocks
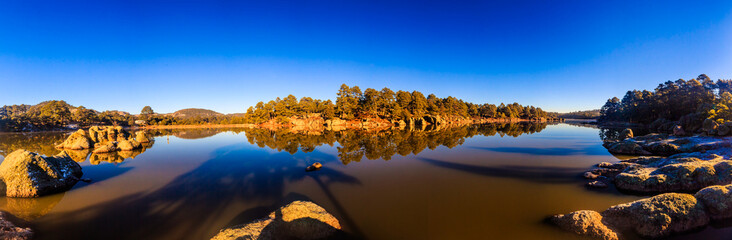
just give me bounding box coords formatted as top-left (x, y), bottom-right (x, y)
top-left (210, 201), bottom-right (341, 240)
top-left (0, 211), bottom-right (32, 240)
top-left (552, 183), bottom-right (732, 240)
top-left (589, 133), bottom-right (732, 193)
top-left (0, 149), bottom-right (83, 198)
top-left (603, 131), bottom-right (731, 156)
top-left (56, 126), bottom-right (152, 154)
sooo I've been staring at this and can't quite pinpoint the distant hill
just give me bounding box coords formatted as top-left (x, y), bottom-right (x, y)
top-left (169, 108), bottom-right (224, 118)
top-left (557, 109), bottom-right (601, 119)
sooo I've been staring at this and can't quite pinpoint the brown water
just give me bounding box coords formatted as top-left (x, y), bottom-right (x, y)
top-left (1, 123), bottom-right (731, 240)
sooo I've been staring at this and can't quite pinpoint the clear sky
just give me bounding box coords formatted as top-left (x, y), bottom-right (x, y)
top-left (1, 1), bottom-right (731, 114)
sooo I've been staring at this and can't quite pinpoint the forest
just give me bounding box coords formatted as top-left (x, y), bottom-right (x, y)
top-left (1, 84), bottom-right (553, 131)
top-left (599, 74), bottom-right (732, 124)
top-left (242, 84), bottom-right (553, 124)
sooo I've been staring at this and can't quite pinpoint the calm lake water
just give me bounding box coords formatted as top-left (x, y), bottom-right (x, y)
top-left (1, 123), bottom-right (732, 240)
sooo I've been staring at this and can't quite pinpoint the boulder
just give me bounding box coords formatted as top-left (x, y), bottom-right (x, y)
top-left (619, 128), bottom-right (633, 140)
top-left (604, 141), bottom-right (651, 155)
top-left (583, 171), bottom-right (598, 179)
top-left (0, 150), bottom-right (83, 197)
top-left (117, 140), bottom-right (141, 151)
top-left (93, 142), bottom-right (117, 153)
top-left (672, 125), bottom-right (686, 136)
top-left (0, 211), bottom-right (32, 240)
top-left (602, 193), bottom-right (708, 238)
top-left (703, 119), bottom-right (719, 133)
top-left (58, 129), bottom-right (92, 150)
top-left (550, 210), bottom-right (618, 240)
top-left (613, 159), bottom-right (728, 193)
top-left (587, 181), bottom-right (608, 188)
top-left (718, 124), bottom-right (730, 136)
top-left (136, 131), bottom-right (152, 143)
top-left (210, 201), bottom-right (341, 240)
top-left (694, 184), bottom-right (732, 220)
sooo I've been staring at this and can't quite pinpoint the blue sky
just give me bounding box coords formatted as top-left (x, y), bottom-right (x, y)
top-left (1, 0), bottom-right (731, 114)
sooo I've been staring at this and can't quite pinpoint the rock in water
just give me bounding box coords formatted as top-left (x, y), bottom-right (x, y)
top-left (550, 210), bottom-right (618, 240)
top-left (0, 150), bottom-right (83, 198)
top-left (136, 131), bottom-right (152, 143)
top-left (619, 128), bottom-right (633, 140)
top-left (602, 193), bottom-right (709, 238)
top-left (306, 162), bottom-right (323, 172)
top-left (58, 129), bottom-right (92, 150)
top-left (694, 184), bottom-right (732, 220)
top-left (0, 211), bottom-right (32, 240)
top-left (211, 201), bottom-right (341, 240)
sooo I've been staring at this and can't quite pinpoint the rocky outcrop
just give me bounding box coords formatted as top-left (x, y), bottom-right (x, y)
top-left (210, 201), bottom-right (341, 240)
top-left (603, 193), bottom-right (709, 238)
top-left (553, 193), bottom-right (709, 239)
top-left (0, 211), bottom-right (32, 240)
top-left (603, 134), bottom-right (732, 156)
top-left (694, 184), bottom-right (732, 220)
top-left (0, 150), bottom-right (83, 198)
top-left (58, 126), bottom-right (149, 153)
top-left (550, 210), bottom-right (618, 240)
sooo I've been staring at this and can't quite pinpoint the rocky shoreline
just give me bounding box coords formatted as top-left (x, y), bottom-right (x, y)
top-left (554, 127), bottom-right (732, 239)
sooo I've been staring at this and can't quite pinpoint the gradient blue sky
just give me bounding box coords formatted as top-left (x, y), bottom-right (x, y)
top-left (1, 1), bottom-right (731, 114)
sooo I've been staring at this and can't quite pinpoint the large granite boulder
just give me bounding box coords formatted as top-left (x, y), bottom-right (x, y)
top-left (695, 184), bottom-right (732, 220)
top-left (57, 129), bottom-right (92, 150)
top-left (602, 193), bottom-right (709, 238)
top-left (135, 131), bottom-right (152, 143)
top-left (211, 201), bottom-right (341, 240)
top-left (0, 211), bottom-right (32, 240)
top-left (117, 139), bottom-right (141, 151)
top-left (0, 150), bottom-right (83, 197)
top-left (612, 153), bottom-right (732, 193)
top-left (550, 210), bottom-right (618, 240)
top-left (553, 193), bottom-right (709, 239)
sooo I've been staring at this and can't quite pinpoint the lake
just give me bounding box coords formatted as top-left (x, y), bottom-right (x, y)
top-left (1, 123), bottom-right (732, 239)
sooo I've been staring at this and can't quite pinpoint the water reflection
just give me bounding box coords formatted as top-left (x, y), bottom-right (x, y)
top-left (241, 123), bottom-right (549, 165)
top-left (0, 132), bottom-right (67, 157)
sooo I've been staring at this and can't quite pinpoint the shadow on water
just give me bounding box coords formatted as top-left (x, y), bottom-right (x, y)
top-left (471, 145), bottom-right (610, 156)
top-left (417, 157), bottom-right (586, 183)
top-left (32, 143), bottom-right (363, 240)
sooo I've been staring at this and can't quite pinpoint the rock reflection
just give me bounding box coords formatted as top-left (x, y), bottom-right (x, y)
top-left (243, 123), bottom-right (549, 165)
top-left (0, 192), bottom-right (66, 221)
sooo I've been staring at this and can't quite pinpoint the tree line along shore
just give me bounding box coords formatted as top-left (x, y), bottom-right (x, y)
top-left (0, 84), bottom-right (560, 132)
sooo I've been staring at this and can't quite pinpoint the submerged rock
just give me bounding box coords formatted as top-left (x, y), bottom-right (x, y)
top-left (210, 201), bottom-right (341, 240)
top-left (0, 150), bottom-right (83, 198)
top-left (550, 210), bottom-right (618, 240)
top-left (0, 211), bottom-right (32, 240)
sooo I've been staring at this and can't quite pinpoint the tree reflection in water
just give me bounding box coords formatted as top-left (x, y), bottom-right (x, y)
top-left (242, 122), bottom-right (549, 165)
